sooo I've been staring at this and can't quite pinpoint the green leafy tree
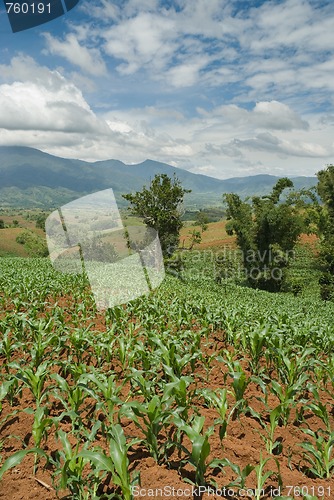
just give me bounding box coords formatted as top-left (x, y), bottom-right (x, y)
top-left (0, 219), bottom-right (4, 229)
top-left (123, 174), bottom-right (190, 257)
top-left (35, 213), bottom-right (48, 232)
top-left (224, 178), bottom-right (307, 291)
top-left (194, 210), bottom-right (209, 232)
top-left (316, 165), bottom-right (334, 299)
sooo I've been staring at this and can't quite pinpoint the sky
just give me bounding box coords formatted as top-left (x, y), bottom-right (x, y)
top-left (0, 0), bottom-right (334, 179)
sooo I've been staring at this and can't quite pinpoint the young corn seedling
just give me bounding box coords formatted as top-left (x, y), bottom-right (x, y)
top-left (120, 394), bottom-right (174, 463)
top-left (221, 359), bottom-right (250, 419)
top-left (201, 388), bottom-right (230, 440)
top-left (172, 414), bottom-right (215, 496)
top-left (0, 331), bottom-right (22, 370)
top-left (270, 377), bottom-right (307, 427)
top-left (255, 406), bottom-right (283, 456)
top-left (51, 373), bottom-right (90, 428)
top-left (276, 347), bottom-right (315, 386)
top-left (132, 340), bottom-right (160, 373)
top-left (163, 372), bottom-right (195, 421)
top-left (299, 428), bottom-right (334, 479)
top-left (0, 377), bottom-right (20, 410)
top-left (242, 328), bottom-right (268, 376)
top-left (78, 424), bottom-right (140, 500)
top-left (127, 369), bottom-right (158, 401)
top-left (69, 326), bottom-right (92, 365)
top-left (50, 428), bottom-right (97, 499)
top-left (115, 334), bottom-right (136, 371)
top-left (19, 405), bottom-right (54, 473)
top-left (80, 369), bottom-right (122, 426)
top-left (153, 337), bottom-right (199, 379)
top-left (209, 459), bottom-right (254, 491)
top-left (10, 360), bottom-right (50, 405)
top-left (252, 453), bottom-right (282, 500)
top-left (29, 319), bottom-right (57, 368)
top-left (307, 400), bottom-right (332, 433)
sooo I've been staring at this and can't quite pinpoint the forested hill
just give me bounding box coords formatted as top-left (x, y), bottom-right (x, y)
top-left (0, 146), bottom-right (316, 208)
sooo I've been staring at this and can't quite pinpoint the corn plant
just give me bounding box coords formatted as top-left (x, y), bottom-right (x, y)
top-left (270, 377), bottom-right (308, 426)
top-left (69, 326), bottom-right (92, 364)
top-left (78, 424), bottom-right (140, 500)
top-left (252, 454), bottom-right (281, 500)
top-left (0, 331), bottom-right (22, 369)
top-left (201, 388), bottom-right (229, 440)
top-left (18, 405), bottom-right (54, 473)
top-left (80, 369), bottom-right (122, 425)
top-left (127, 369), bottom-right (158, 401)
top-left (275, 347), bottom-right (315, 386)
top-left (307, 400), bottom-right (332, 433)
top-left (210, 459), bottom-right (254, 490)
top-left (29, 330), bottom-right (57, 369)
top-left (222, 359), bottom-right (250, 418)
top-left (300, 429), bottom-right (334, 479)
top-left (51, 373), bottom-right (90, 427)
top-left (241, 328), bottom-right (267, 375)
top-left (153, 337), bottom-right (200, 378)
top-left (163, 372), bottom-right (195, 420)
top-left (10, 360), bottom-right (50, 405)
top-left (120, 394), bottom-right (174, 463)
top-left (0, 377), bottom-right (20, 410)
top-left (255, 406), bottom-right (283, 455)
top-left (172, 414), bottom-right (214, 491)
top-left (50, 428), bottom-right (97, 499)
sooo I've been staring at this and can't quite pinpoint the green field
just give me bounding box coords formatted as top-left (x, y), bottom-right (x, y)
top-left (0, 246), bottom-right (333, 499)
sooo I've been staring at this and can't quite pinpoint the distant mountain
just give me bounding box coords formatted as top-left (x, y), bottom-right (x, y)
top-left (0, 146), bottom-right (317, 209)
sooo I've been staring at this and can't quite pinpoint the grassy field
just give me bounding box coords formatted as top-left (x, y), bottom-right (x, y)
top-left (0, 241), bottom-right (333, 499)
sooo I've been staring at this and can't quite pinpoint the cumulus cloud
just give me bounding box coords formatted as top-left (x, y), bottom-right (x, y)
top-left (0, 56), bottom-right (108, 134)
top-left (0, 81), bottom-right (107, 133)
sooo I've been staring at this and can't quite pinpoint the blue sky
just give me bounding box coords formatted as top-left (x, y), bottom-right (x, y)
top-left (0, 0), bottom-right (334, 179)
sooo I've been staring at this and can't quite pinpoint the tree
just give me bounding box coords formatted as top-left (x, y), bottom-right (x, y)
top-left (194, 210), bottom-right (209, 232)
top-left (224, 178), bottom-right (307, 291)
top-left (35, 213), bottom-right (48, 232)
top-left (0, 219), bottom-right (4, 229)
top-left (316, 165), bottom-right (334, 299)
top-left (122, 174), bottom-right (191, 257)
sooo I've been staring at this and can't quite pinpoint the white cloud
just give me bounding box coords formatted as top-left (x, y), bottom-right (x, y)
top-left (103, 12), bottom-right (176, 75)
top-left (0, 58), bottom-right (108, 134)
top-left (0, 56), bottom-right (111, 156)
top-left (198, 101), bottom-right (308, 131)
top-left (43, 33), bottom-right (107, 76)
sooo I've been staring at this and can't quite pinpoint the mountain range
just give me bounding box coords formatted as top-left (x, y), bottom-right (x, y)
top-left (0, 146), bottom-right (317, 209)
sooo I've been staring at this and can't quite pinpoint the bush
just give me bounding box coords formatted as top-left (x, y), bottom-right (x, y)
top-left (16, 231), bottom-right (48, 257)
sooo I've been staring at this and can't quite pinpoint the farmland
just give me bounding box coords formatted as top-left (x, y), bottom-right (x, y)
top-left (0, 242), bottom-right (333, 499)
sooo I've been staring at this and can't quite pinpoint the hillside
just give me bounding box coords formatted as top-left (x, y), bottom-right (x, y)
top-left (0, 146), bottom-right (316, 208)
